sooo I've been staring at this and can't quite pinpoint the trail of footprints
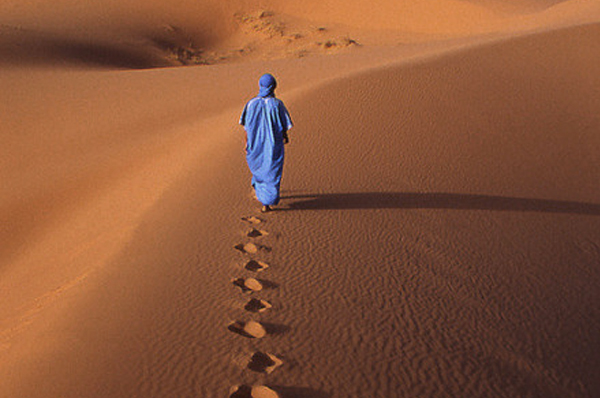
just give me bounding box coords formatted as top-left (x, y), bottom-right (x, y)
top-left (228, 215), bottom-right (284, 398)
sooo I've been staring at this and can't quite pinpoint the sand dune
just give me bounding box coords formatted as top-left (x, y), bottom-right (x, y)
top-left (2, 0), bottom-right (597, 69)
top-left (1, 0), bottom-right (599, 397)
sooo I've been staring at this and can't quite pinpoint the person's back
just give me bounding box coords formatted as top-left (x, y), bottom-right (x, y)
top-left (240, 74), bottom-right (293, 212)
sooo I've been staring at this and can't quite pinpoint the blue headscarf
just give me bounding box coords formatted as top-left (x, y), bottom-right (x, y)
top-left (258, 73), bottom-right (277, 97)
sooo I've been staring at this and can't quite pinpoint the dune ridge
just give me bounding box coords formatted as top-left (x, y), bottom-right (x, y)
top-left (1, 1), bottom-right (599, 397)
top-left (1, 0), bottom-right (598, 68)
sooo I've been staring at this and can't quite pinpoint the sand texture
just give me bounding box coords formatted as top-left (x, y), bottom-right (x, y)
top-left (1, 0), bottom-right (599, 397)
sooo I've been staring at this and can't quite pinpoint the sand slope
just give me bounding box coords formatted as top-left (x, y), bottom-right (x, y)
top-left (1, 1), bottom-right (599, 397)
top-left (276, 23), bottom-right (600, 398)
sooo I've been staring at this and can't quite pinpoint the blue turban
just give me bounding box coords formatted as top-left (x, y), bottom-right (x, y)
top-left (258, 73), bottom-right (277, 97)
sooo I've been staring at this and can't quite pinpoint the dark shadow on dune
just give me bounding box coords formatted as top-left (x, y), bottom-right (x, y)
top-left (271, 386), bottom-right (332, 398)
top-left (45, 40), bottom-right (163, 69)
top-left (280, 192), bottom-right (600, 216)
top-left (0, 29), bottom-right (168, 69)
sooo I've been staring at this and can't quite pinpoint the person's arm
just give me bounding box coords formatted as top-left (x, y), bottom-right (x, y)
top-left (277, 100), bottom-right (292, 145)
top-left (240, 102), bottom-right (249, 148)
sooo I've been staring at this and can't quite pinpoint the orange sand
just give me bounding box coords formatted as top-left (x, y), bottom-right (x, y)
top-left (1, 1), bottom-right (599, 397)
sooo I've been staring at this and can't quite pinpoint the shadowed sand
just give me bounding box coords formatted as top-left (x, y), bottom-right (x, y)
top-left (247, 351), bottom-right (283, 373)
top-left (244, 298), bottom-right (272, 313)
top-left (247, 228), bottom-right (268, 238)
top-left (0, 32), bottom-right (165, 69)
top-left (1, 1), bottom-right (599, 397)
top-left (282, 192), bottom-right (600, 215)
top-left (244, 260), bottom-right (270, 272)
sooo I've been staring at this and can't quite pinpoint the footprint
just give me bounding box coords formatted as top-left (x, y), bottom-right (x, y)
top-left (251, 386), bottom-right (280, 398)
top-left (229, 385), bottom-right (280, 398)
top-left (229, 385), bottom-right (252, 398)
top-left (248, 351), bottom-right (283, 374)
top-left (247, 228), bottom-right (268, 238)
top-left (233, 278), bottom-right (263, 292)
top-left (245, 298), bottom-right (272, 313)
top-left (245, 260), bottom-right (269, 272)
top-left (234, 242), bottom-right (272, 254)
top-left (235, 242), bottom-right (258, 254)
top-left (228, 320), bottom-right (267, 338)
top-left (242, 216), bottom-right (264, 225)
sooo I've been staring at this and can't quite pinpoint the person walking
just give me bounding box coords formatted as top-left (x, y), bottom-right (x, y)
top-left (239, 73), bottom-right (293, 213)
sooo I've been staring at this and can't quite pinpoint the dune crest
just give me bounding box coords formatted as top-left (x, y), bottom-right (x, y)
top-left (3, 0), bottom-right (598, 68)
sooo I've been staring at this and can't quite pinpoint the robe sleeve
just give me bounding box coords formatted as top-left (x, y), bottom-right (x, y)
top-left (239, 102), bottom-right (248, 126)
top-left (278, 101), bottom-right (293, 132)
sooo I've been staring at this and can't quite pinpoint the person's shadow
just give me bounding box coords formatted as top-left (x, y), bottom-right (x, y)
top-left (280, 192), bottom-right (600, 216)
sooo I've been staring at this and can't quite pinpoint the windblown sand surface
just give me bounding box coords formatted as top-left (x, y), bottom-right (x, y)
top-left (1, 1), bottom-right (599, 397)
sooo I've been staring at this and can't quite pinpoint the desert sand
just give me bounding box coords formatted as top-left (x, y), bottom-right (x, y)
top-left (1, 1), bottom-right (599, 397)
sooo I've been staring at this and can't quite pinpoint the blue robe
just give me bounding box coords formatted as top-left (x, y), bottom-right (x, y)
top-left (240, 95), bottom-right (293, 206)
